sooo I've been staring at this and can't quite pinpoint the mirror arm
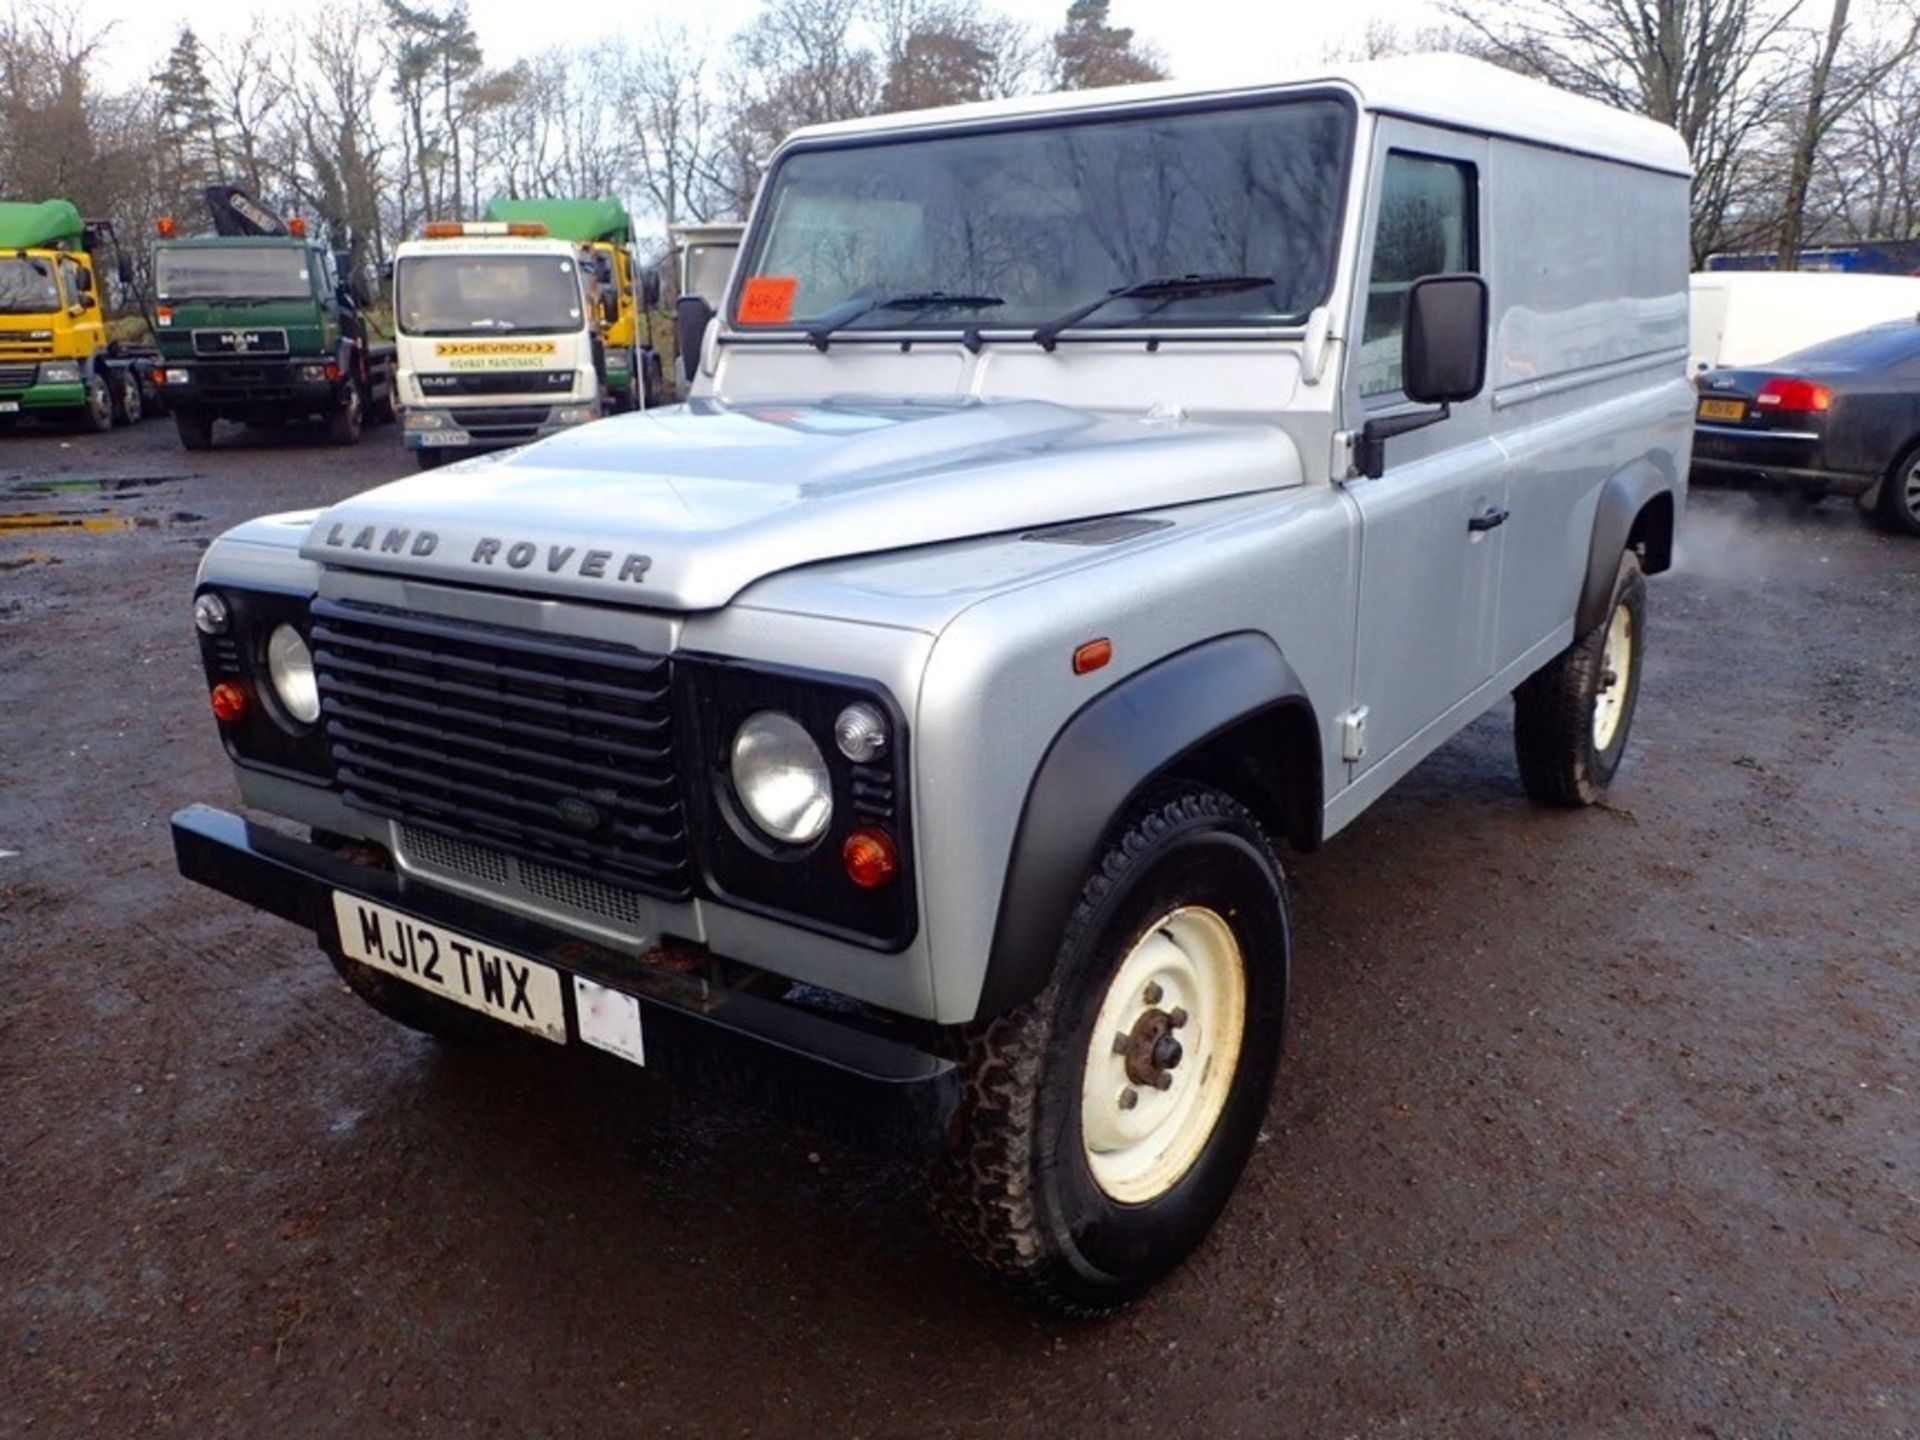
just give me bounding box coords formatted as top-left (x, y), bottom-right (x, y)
top-left (1355, 403), bottom-right (1450, 480)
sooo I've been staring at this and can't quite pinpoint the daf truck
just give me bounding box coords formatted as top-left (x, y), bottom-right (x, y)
top-left (391, 221), bottom-right (604, 468)
top-left (0, 199), bottom-right (145, 432)
top-left (151, 187), bottom-right (396, 451)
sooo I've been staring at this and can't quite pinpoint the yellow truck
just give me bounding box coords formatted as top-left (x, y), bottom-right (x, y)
top-left (0, 199), bottom-right (146, 432)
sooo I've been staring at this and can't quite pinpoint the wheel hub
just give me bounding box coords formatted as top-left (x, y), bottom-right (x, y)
top-left (1592, 601), bottom-right (1634, 751)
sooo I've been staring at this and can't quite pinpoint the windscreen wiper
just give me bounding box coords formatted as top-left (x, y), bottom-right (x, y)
top-left (1031, 273), bottom-right (1275, 351)
top-left (806, 291), bottom-right (1004, 350)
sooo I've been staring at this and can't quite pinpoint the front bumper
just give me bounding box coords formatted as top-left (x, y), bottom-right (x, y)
top-left (403, 401), bottom-right (598, 451)
top-left (171, 804), bottom-right (959, 1157)
top-left (1690, 423), bottom-right (1875, 497)
top-left (158, 359), bottom-right (338, 414)
top-left (0, 380), bottom-right (85, 411)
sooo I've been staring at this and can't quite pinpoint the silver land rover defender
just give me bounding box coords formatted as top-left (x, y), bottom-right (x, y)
top-left (173, 56), bottom-right (1692, 1313)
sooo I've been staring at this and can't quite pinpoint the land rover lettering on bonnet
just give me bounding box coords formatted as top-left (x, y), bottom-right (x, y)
top-left (171, 56), bottom-right (1691, 1315)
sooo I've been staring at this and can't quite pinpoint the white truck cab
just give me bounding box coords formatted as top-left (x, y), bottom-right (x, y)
top-left (391, 224), bottom-right (603, 469)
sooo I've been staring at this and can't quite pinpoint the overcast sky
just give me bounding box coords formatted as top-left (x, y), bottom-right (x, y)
top-left (93, 0), bottom-right (1451, 89)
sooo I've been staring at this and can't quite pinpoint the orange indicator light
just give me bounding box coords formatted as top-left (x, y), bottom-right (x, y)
top-left (843, 828), bottom-right (899, 889)
top-left (210, 682), bottom-right (248, 724)
top-left (1072, 638), bottom-right (1113, 675)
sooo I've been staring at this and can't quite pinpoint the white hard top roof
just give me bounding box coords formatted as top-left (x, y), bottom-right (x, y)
top-left (787, 53), bottom-right (1691, 178)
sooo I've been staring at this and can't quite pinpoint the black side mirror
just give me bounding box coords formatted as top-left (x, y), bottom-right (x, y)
top-left (1402, 274), bottom-right (1488, 405)
top-left (116, 253), bottom-right (133, 286)
top-left (640, 268), bottom-right (662, 310)
top-left (675, 293), bottom-right (714, 386)
top-left (75, 267), bottom-right (95, 294)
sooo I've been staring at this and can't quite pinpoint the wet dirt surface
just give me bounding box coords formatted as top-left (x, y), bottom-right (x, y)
top-left (2, 418), bottom-right (1916, 1437)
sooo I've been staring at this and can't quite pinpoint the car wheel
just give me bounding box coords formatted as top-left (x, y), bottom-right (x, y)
top-left (327, 382), bottom-right (364, 446)
top-left (1514, 551), bottom-right (1647, 807)
top-left (173, 407), bottom-right (215, 451)
top-left (75, 370), bottom-right (113, 433)
top-left (110, 370), bottom-right (142, 426)
top-left (929, 785), bottom-right (1290, 1316)
top-left (1876, 446), bottom-right (1920, 537)
top-left (324, 943), bottom-right (498, 1044)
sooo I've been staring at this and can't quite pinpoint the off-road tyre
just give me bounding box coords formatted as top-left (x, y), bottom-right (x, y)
top-left (324, 944), bottom-right (498, 1045)
top-left (1514, 551), bottom-right (1647, 806)
top-left (109, 370), bottom-right (142, 427)
top-left (1875, 445), bottom-right (1920, 537)
top-left (327, 381), bottom-right (364, 446)
top-left (74, 370), bottom-right (113, 433)
top-left (928, 785), bottom-right (1290, 1316)
top-left (173, 407), bottom-right (214, 452)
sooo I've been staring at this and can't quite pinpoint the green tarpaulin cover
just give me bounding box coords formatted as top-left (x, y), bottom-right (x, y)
top-left (0, 199), bottom-right (85, 252)
top-left (483, 196), bottom-right (630, 245)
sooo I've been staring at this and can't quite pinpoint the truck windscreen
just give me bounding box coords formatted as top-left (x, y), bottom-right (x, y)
top-left (735, 97), bottom-right (1353, 334)
top-left (0, 256), bottom-right (60, 314)
top-left (395, 254), bottom-right (584, 337)
top-left (155, 246), bottom-right (313, 302)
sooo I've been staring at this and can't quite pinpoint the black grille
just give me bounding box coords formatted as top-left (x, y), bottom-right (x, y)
top-left (310, 598), bottom-right (691, 899)
top-left (420, 370), bottom-right (573, 396)
top-left (0, 363), bottom-right (36, 389)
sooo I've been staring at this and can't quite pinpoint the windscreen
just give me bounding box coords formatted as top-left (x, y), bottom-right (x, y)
top-left (395, 253), bottom-right (584, 337)
top-left (683, 244), bottom-right (738, 308)
top-left (155, 245), bottom-right (312, 301)
top-left (735, 97), bottom-right (1352, 333)
top-left (0, 255), bottom-right (60, 314)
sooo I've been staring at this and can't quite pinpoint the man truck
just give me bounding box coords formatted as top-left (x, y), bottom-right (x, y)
top-left (0, 199), bottom-right (146, 432)
top-left (484, 196), bottom-right (664, 412)
top-left (151, 186), bottom-right (396, 451)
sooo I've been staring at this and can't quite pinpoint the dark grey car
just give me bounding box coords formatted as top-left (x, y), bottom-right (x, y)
top-left (1691, 318), bottom-right (1920, 535)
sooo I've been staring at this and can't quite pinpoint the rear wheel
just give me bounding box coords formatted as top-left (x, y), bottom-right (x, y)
top-left (109, 370), bottom-right (142, 426)
top-left (1875, 446), bottom-right (1920, 537)
top-left (1514, 551), bottom-right (1647, 806)
top-left (930, 785), bottom-right (1290, 1316)
top-left (173, 407), bottom-right (214, 451)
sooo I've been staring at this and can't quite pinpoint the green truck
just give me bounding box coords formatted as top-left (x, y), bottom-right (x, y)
top-left (151, 186), bottom-right (396, 450)
top-left (482, 196), bottom-right (663, 411)
top-left (0, 198), bottom-right (147, 432)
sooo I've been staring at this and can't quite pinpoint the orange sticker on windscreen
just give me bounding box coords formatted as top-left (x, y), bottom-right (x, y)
top-left (738, 275), bottom-right (799, 325)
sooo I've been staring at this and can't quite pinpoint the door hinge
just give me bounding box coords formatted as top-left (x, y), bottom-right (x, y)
top-left (1339, 706), bottom-right (1369, 763)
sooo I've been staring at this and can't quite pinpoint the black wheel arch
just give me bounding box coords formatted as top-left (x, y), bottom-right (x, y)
top-left (1578, 464), bottom-right (1676, 635)
top-left (976, 632), bottom-right (1321, 1019)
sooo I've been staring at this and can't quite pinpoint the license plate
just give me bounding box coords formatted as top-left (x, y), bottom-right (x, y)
top-left (1698, 397), bottom-right (1746, 421)
top-left (333, 892), bottom-right (568, 1042)
top-left (412, 432), bottom-right (464, 448)
top-left (0, 400), bottom-right (19, 413)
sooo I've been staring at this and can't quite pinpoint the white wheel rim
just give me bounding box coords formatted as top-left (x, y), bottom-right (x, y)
top-left (1079, 906), bottom-right (1247, 1205)
top-left (1904, 462), bottom-right (1920, 519)
top-left (1592, 601), bottom-right (1634, 751)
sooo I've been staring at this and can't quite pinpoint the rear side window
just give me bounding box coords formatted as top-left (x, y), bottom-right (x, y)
top-left (1359, 153), bottom-right (1477, 398)
top-left (1776, 321), bottom-right (1920, 370)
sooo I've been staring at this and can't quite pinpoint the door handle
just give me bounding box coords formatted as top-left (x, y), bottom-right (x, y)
top-left (1468, 505), bottom-right (1510, 533)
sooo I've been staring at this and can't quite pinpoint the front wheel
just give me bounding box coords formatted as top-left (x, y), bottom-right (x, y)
top-left (327, 382), bottom-right (364, 446)
top-left (1514, 551), bottom-right (1647, 806)
top-left (173, 407), bottom-right (215, 451)
top-left (930, 785), bottom-right (1290, 1315)
top-left (74, 370), bottom-right (112, 433)
top-left (1876, 446), bottom-right (1920, 537)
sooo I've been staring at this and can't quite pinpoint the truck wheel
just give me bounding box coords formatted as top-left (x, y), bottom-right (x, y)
top-left (1514, 551), bottom-right (1647, 806)
top-left (323, 944), bottom-right (498, 1045)
top-left (930, 785), bottom-right (1290, 1316)
top-left (1875, 446), bottom-right (1920, 537)
top-left (327, 382), bottom-right (364, 446)
top-left (173, 408), bottom-right (215, 451)
top-left (109, 370), bottom-right (142, 426)
top-left (75, 370), bottom-right (113, 433)
top-left (370, 386), bottom-right (397, 425)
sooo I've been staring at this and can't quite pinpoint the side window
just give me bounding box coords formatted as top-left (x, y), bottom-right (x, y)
top-left (60, 257), bottom-right (87, 307)
top-left (1358, 153), bottom-right (1477, 399)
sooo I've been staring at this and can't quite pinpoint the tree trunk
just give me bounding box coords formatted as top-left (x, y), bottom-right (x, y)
top-left (1777, 0), bottom-right (1851, 270)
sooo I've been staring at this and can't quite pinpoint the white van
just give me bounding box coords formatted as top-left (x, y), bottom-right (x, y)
top-left (1690, 270), bottom-right (1920, 372)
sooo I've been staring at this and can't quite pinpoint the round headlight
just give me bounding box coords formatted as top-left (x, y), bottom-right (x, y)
top-left (265, 623), bottom-right (320, 725)
top-left (730, 711), bottom-right (831, 845)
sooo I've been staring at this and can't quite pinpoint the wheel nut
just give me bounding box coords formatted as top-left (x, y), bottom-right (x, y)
top-left (1168, 1007), bottom-right (1188, 1030)
top-left (1142, 982), bottom-right (1163, 1005)
top-left (1152, 1072), bottom-right (1174, 1091)
top-left (1119, 1088), bottom-right (1138, 1111)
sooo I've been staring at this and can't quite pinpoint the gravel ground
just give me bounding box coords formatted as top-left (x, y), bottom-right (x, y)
top-left (2, 416), bottom-right (1917, 1438)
